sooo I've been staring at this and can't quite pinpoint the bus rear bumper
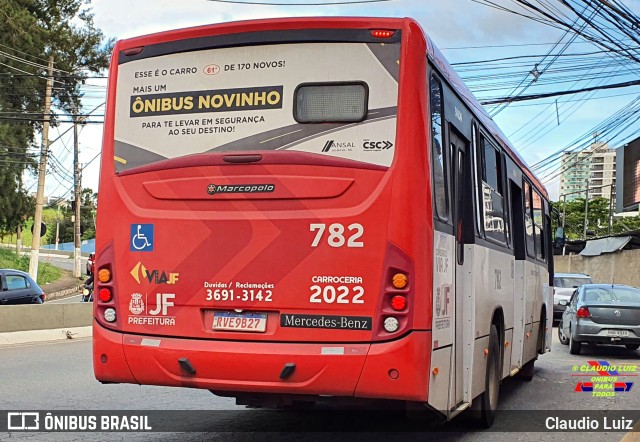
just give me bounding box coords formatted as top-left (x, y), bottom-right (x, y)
top-left (93, 321), bottom-right (430, 401)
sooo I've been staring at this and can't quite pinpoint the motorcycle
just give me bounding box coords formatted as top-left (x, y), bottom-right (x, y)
top-left (81, 277), bottom-right (94, 302)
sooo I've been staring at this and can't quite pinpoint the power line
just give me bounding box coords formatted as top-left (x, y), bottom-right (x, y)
top-left (207, 0), bottom-right (389, 3)
top-left (479, 78), bottom-right (640, 105)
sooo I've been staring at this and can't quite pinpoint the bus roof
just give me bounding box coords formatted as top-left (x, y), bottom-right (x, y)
top-left (114, 16), bottom-right (547, 198)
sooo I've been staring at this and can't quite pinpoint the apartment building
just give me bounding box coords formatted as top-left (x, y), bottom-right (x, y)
top-left (559, 142), bottom-right (616, 202)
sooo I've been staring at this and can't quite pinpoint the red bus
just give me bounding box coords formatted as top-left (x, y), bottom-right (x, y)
top-left (94, 17), bottom-right (553, 425)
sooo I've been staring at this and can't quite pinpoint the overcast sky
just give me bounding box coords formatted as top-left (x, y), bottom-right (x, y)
top-left (37, 0), bottom-right (640, 201)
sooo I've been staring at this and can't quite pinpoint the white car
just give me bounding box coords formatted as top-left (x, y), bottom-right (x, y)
top-left (553, 273), bottom-right (592, 321)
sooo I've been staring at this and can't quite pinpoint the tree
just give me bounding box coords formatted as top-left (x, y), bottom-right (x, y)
top-left (0, 0), bottom-right (113, 239)
top-left (80, 187), bottom-right (96, 240)
top-left (552, 197), bottom-right (640, 240)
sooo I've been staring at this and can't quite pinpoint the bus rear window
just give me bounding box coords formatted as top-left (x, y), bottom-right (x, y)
top-left (295, 83), bottom-right (368, 123)
top-left (113, 42), bottom-right (399, 171)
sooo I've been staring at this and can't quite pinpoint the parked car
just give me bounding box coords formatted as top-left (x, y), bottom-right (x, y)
top-left (553, 273), bottom-right (593, 321)
top-left (0, 269), bottom-right (46, 305)
top-left (558, 284), bottom-right (640, 354)
top-left (86, 252), bottom-right (95, 276)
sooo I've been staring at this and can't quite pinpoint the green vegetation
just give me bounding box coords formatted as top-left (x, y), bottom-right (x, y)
top-left (0, 248), bottom-right (62, 285)
top-left (1, 208), bottom-right (57, 246)
top-left (552, 197), bottom-right (640, 240)
top-left (0, 0), bottom-right (110, 243)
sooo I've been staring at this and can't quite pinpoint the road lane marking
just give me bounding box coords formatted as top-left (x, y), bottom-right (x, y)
top-left (49, 294), bottom-right (83, 303)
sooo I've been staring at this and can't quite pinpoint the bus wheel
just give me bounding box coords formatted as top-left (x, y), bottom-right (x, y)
top-left (480, 324), bottom-right (501, 428)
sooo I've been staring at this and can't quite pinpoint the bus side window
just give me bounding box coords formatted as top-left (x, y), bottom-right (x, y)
top-left (524, 181), bottom-right (536, 257)
top-left (430, 75), bottom-right (448, 222)
top-left (533, 189), bottom-right (545, 261)
top-left (479, 136), bottom-right (507, 243)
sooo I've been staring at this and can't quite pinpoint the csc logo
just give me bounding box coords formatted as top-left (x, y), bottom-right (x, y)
top-left (363, 140), bottom-right (393, 150)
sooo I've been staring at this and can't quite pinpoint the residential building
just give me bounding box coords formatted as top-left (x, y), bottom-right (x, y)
top-left (559, 142), bottom-right (616, 202)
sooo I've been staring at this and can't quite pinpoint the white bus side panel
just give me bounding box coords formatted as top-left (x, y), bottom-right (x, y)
top-left (471, 245), bottom-right (514, 342)
top-left (544, 282), bottom-right (553, 352)
top-left (522, 261), bottom-right (548, 363)
top-left (429, 231), bottom-right (455, 411)
top-left (470, 244), bottom-right (514, 397)
top-left (511, 259), bottom-right (525, 371)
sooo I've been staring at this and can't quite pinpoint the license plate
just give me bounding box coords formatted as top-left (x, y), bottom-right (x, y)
top-left (213, 311), bottom-right (267, 333)
top-left (607, 329), bottom-right (629, 337)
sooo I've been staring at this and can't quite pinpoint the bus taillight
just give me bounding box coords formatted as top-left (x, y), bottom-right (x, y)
top-left (373, 243), bottom-right (414, 340)
top-left (98, 268), bottom-right (112, 283)
top-left (104, 308), bottom-right (117, 323)
top-left (391, 295), bottom-right (406, 311)
top-left (392, 273), bottom-right (408, 289)
top-left (383, 316), bottom-right (400, 333)
top-left (99, 288), bottom-right (112, 303)
top-left (370, 30), bottom-right (395, 38)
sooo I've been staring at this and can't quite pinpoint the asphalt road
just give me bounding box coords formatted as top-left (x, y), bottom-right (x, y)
top-left (38, 253), bottom-right (87, 273)
top-left (0, 329), bottom-right (638, 441)
top-left (39, 253), bottom-right (88, 303)
top-left (48, 293), bottom-right (85, 304)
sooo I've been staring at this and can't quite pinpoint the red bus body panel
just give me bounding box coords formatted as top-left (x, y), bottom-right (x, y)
top-left (94, 321), bottom-right (430, 401)
top-left (94, 17), bottom-right (433, 401)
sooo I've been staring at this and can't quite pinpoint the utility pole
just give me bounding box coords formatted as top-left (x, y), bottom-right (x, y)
top-left (29, 56), bottom-right (54, 279)
top-left (608, 183), bottom-right (615, 235)
top-left (55, 203), bottom-right (60, 251)
top-left (73, 107), bottom-right (82, 278)
top-left (583, 178), bottom-right (590, 240)
top-left (561, 194), bottom-right (567, 256)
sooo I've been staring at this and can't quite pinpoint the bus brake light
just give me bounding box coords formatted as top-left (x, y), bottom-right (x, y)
top-left (370, 30), bottom-right (395, 39)
top-left (391, 295), bottom-right (406, 311)
top-left (99, 288), bottom-right (112, 303)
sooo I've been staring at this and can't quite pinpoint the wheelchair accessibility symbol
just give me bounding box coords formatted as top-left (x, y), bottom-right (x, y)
top-left (130, 224), bottom-right (154, 252)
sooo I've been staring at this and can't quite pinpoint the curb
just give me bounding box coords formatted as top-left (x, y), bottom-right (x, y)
top-left (0, 326), bottom-right (92, 347)
top-left (46, 285), bottom-right (83, 301)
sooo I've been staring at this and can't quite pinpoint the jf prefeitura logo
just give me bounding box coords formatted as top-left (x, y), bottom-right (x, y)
top-left (572, 360), bottom-right (637, 397)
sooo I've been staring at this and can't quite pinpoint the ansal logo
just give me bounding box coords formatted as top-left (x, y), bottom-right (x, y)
top-left (322, 140), bottom-right (355, 152)
top-left (130, 262), bottom-right (179, 285)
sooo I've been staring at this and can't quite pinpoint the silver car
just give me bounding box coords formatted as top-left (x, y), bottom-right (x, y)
top-left (558, 284), bottom-right (640, 354)
top-left (553, 273), bottom-right (592, 321)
